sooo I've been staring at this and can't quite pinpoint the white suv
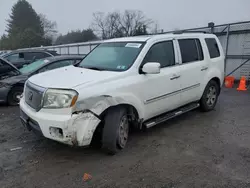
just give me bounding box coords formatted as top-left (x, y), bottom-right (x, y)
top-left (19, 33), bottom-right (224, 155)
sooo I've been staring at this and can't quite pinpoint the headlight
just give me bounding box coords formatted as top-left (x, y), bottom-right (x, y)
top-left (42, 89), bottom-right (78, 109)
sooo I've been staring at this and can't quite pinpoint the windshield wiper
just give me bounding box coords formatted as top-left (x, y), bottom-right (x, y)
top-left (82, 66), bottom-right (105, 71)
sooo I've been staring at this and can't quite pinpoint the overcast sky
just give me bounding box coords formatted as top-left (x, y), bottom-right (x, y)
top-left (0, 0), bottom-right (250, 36)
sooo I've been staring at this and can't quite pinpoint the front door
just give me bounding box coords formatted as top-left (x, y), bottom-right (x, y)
top-left (136, 40), bottom-right (182, 120)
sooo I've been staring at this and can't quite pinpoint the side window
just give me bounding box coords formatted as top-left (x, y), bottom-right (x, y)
top-left (178, 39), bottom-right (203, 63)
top-left (205, 38), bottom-right (220, 58)
top-left (40, 60), bottom-right (75, 72)
top-left (144, 41), bottom-right (175, 68)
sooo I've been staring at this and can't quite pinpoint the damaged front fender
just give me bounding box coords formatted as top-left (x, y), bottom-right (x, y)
top-left (74, 95), bottom-right (144, 118)
top-left (68, 95), bottom-right (143, 146)
top-left (69, 111), bottom-right (101, 146)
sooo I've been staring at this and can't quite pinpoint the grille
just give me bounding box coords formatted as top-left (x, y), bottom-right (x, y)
top-left (24, 81), bottom-right (46, 111)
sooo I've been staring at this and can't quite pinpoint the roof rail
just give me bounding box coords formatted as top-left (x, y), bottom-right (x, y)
top-left (173, 30), bottom-right (208, 34)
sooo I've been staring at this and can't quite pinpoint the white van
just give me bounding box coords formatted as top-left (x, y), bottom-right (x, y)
top-left (19, 32), bottom-right (225, 155)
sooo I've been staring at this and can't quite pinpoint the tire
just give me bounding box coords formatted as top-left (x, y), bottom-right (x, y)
top-left (7, 86), bottom-right (24, 106)
top-left (102, 106), bottom-right (129, 155)
top-left (200, 80), bottom-right (219, 112)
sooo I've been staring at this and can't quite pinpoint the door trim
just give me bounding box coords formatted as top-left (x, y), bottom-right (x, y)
top-left (144, 83), bottom-right (200, 104)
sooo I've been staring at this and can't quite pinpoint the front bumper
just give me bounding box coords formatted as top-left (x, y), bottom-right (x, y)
top-left (0, 86), bottom-right (11, 103)
top-left (19, 98), bottom-right (101, 146)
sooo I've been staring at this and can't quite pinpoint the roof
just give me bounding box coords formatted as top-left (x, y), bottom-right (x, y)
top-left (103, 33), bottom-right (216, 43)
top-left (104, 35), bottom-right (152, 42)
top-left (2, 49), bottom-right (58, 57)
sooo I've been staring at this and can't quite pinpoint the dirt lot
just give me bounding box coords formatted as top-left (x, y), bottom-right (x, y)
top-left (1, 88), bottom-right (250, 188)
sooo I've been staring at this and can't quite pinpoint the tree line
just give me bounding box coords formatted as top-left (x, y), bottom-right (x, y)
top-left (0, 0), bottom-right (158, 50)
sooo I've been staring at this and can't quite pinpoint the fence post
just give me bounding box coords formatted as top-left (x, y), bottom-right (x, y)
top-left (77, 45), bottom-right (79, 55)
top-left (67, 46), bottom-right (70, 55)
top-left (208, 22), bottom-right (215, 33)
top-left (224, 24), bottom-right (230, 75)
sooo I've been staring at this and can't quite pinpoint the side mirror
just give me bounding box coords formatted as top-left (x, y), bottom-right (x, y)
top-left (142, 62), bottom-right (160, 74)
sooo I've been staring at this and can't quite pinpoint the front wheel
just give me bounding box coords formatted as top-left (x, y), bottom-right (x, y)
top-left (102, 107), bottom-right (129, 155)
top-left (200, 80), bottom-right (219, 112)
top-left (7, 86), bottom-right (23, 106)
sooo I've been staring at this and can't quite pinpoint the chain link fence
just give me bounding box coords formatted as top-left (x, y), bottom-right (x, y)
top-left (19, 40), bottom-right (103, 56)
top-left (19, 21), bottom-right (250, 80)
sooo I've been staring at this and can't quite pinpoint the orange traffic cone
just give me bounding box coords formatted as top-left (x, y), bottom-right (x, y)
top-left (237, 76), bottom-right (247, 91)
top-left (225, 76), bottom-right (235, 88)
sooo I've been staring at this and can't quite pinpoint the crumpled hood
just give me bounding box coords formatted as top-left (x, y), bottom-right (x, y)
top-left (1, 74), bottom-right (28, 85)
top-left (28, 65), bottom-right (121, 89)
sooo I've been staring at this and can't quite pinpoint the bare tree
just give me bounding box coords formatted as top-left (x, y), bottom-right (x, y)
top-left (92, 12), bottom-right (120, 39)
top-left (91, 10), bottom-right (154, 39)
top-left (119, 10), bottom-right (152, 36)
top-left (39, 13), bottom-right (58, 39)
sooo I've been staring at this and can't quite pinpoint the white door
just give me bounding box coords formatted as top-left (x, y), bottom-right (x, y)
top-left (136, 40), bottom-right (182, 120)
top-left (177, 38), bottom-right (207, 105)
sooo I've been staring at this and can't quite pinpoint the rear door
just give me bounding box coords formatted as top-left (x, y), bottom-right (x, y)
top-left (177, 38), bottom-right (206, 105)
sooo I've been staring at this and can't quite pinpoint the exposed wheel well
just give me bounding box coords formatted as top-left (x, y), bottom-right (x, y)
top-left (91, 104), bottom-right (140, 146)
top-left (100, 104), bottom-right (139, 126)
top-left (210, 77), bottom-right (221, 94)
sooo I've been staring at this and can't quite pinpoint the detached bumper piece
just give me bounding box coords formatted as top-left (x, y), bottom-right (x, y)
top-left (20, 109), bottom-right (43, 135)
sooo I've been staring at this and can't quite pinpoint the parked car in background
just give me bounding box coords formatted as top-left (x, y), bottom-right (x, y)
top-left (0, 57), bottom-right (21, 80)
top-left (0, 55), bottom-right (84, 105)
top-left (0, 51), bottom-right (12, 57)
top-left (2, 49), bottom-right (59, 69)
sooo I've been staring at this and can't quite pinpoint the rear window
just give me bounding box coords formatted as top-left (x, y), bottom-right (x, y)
top-left (205, 38), bottom-right (220, 58)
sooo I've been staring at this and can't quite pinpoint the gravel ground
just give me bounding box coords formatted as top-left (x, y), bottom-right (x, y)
top-left (1, 88), bottom-right (250, 188)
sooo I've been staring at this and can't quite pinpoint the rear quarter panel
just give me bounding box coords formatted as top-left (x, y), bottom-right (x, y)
top-left (200, 35), bottom-right (225, 95)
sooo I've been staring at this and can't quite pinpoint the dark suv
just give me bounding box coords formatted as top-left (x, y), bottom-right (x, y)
top-left (2, 49), bottom-right (59, 69)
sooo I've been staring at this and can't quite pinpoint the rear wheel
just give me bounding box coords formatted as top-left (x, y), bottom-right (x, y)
top-left (7, 86), bottom-right (23, 106)
top-left (102, 106), bottom-right (129, 155)
top-left (200, 80), bottom-right (219, 112)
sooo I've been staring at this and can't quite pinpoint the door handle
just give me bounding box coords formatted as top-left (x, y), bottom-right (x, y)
top-left (170, 74), bottom-right (181, 80)
top-left (201, 67), bottom-right (208, 71)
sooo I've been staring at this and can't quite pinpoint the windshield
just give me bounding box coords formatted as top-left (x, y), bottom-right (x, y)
top-left (19, 59), bottom-right (46, 74)
top-left (78, 42), bottom-right (144, 71)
